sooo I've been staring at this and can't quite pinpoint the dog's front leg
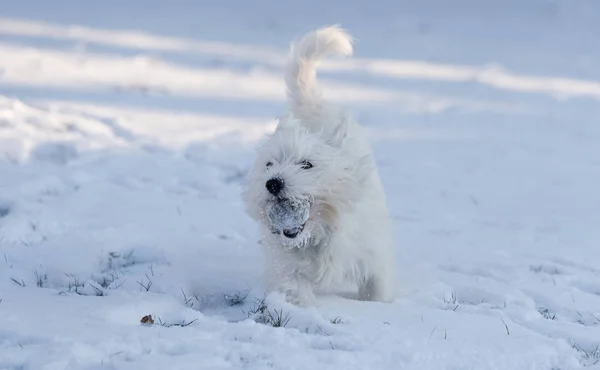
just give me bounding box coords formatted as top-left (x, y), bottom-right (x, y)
top-left (264, 247), bottom-right (316, 307)
top-left (277, 272), bottom-right (316, 307)
top-left (358, 254), bottom-right (395, 303)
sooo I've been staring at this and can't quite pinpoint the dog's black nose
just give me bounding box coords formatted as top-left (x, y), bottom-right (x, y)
top-left (265, 177), bottom-right (284, 196)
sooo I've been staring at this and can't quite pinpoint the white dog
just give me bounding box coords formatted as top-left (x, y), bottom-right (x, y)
top-left (243, 25), bottom-right (395, 306)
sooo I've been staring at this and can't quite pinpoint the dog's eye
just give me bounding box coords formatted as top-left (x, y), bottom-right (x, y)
top-left (266, 161), bottom-right (273, 168)
top-left (299, 160), bottom-right (313, 170)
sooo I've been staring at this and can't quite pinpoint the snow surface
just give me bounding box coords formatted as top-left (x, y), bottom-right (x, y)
top-left (1, 1), bottom-right (600, 369)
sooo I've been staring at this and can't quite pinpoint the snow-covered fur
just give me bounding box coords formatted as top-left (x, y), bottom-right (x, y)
top-left (243, 25), bottom-right (395, 306)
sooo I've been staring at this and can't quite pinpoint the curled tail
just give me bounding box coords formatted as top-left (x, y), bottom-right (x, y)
top-left (284, 25), bottom-right (353, 117)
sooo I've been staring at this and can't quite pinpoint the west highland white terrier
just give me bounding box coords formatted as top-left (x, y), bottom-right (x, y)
top-left (243, 25), bottom-right (395, 306)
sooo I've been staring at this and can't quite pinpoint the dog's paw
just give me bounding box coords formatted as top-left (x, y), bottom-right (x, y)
top-left (286, 293), bottom-right (314, 308)
top-left (281, 287), bottom-right (316, 308)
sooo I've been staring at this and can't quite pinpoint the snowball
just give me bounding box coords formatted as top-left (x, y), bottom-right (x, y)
top-left (267, 198), bottom-right (310, 231)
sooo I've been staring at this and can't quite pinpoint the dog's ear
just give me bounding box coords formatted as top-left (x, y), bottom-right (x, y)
top-left (327, 116), bottom-right (349, 147)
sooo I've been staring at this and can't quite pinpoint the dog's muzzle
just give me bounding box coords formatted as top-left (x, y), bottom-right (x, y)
top-left (266, 198), bottom-right (309, 239)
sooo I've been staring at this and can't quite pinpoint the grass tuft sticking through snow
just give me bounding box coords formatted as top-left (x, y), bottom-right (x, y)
top-left (570, 341), bottom-right (600, 366)
top-left (245, 297), bottom-right (291, 328)
top-left (500, 318), bottom-right (510, 335)
top-left (88, 282), bottom-right (106, 296)
top-left (224, 290), bottom-right (249, 307)
top-left (136, 274), bottom-right (153, 292)
top-left (10, 277), bottom-right (26, 287)
top-left (156, 316), bottom-right (199, 328)
top-left (444, 292), bottom-right (458, 305)
top-left (66, 273), bottom-right (86, 295)
top-left (443, 291), bottom-right (460, 311)
top-left (35, 270), bottom-right (48, 288)
top-left (329, 316), bottom-right (344, 325)
top-left (93, 271), bottom-right (125, 290)
top-left (538, 306), bottom-right (557, 320)
top-left (180, 288), bottom-right (194, 308)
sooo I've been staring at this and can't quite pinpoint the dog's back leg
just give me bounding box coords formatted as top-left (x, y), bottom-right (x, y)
top-left (358, 272), bottom-right (394, 302)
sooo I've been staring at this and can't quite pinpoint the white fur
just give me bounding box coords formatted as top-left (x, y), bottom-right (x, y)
top-left (243, 25), bottom-right (395, 306)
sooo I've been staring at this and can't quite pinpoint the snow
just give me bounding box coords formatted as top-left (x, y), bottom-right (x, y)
top-left (1, 0), bottom-right (600, 369)
top-left (266, 198), bottom-right (310, 235)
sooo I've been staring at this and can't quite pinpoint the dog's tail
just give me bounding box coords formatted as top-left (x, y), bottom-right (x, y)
top-left (284, 25), bottom-right (353, 117)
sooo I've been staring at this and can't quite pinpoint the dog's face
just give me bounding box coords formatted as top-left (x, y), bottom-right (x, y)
top-left (243, 115), bottom-right (373, 248)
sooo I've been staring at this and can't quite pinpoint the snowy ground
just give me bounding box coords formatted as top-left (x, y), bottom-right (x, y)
top-left (1, 1), bottom-right (600, 369)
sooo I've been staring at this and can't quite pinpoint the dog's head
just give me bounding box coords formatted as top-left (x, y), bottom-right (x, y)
top-left (243, 114), bottom-right (374, 248)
